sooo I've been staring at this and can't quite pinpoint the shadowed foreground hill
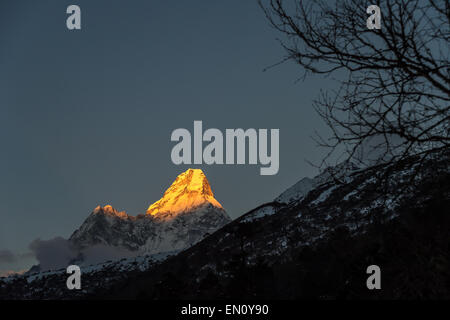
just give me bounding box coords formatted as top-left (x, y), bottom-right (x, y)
top-left (1, 150), bottom-right (449, 299)
top-left (99, 150), bottom-right (450, 300)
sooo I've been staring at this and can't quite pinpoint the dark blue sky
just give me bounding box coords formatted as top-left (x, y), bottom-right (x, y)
top-left (0, 0), bottom-right (336, 271)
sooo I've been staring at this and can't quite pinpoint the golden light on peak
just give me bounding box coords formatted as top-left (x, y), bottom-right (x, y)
top-left (146, 168), bottom-right (223, 219)
top-left (93, 204), bottom-right (128, 218)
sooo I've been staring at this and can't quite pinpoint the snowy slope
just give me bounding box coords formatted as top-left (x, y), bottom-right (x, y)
top-left (276, 161), bottom-right (359, 204)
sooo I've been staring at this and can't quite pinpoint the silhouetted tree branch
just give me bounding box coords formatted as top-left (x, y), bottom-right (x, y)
top-left (260, 0), bottom-right (449, 174)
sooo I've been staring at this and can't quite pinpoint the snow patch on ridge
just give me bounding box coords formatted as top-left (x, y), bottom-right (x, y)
top-left (241, 205), bottom-right (277, 223)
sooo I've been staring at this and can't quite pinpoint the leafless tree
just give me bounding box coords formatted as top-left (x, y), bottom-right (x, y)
top-left (260, 0), bottom-right (449, 179)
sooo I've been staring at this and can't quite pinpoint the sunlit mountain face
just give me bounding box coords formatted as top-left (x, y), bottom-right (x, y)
top-left (66, 169), bottom-right (231, 260)
top-left (147, 169), bottom-right (224, 220)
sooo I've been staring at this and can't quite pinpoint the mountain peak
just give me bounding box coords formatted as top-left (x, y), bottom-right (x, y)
top-left (69, 169), bottom-right (230, 257)
top-left (146, 168), bottom-right (223, 218)
top-left (93, 205), bottom-right (128, 218)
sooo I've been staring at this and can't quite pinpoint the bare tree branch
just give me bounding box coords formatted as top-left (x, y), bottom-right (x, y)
top-left (260, 0), bottom-right (449, 177)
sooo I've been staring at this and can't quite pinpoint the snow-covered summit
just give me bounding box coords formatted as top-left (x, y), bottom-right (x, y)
top-left (147, 168), bottom-right (223, 220)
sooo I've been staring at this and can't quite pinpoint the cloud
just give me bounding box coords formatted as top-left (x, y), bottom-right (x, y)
top-left (29, 237), bottom-right (78, 271)
top-left (28, 237), bottom-right (139, 272)
top-left (80, 244), bottom-right (139, 265)
top-left (2, 239), bottom-right (140, 275)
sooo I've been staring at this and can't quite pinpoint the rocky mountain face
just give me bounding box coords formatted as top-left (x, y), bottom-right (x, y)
top-left (69, 168), bottom-right (231, 255)
top-left (1, 150), bottom-right (449, 299)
